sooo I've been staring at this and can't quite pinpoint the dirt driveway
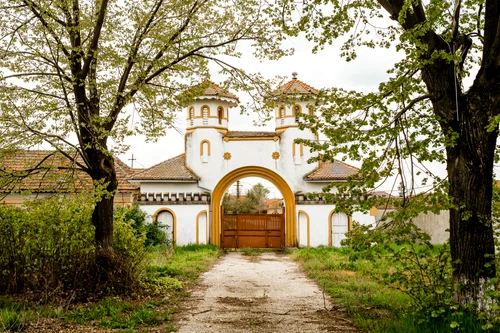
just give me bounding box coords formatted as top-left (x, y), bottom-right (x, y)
top-left (174, 252), bottom-right (361, 333)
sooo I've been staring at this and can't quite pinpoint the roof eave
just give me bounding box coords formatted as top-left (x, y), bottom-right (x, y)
top-left (127, 178), bottom-right (199, 183)
top-left (303, 178), bottom-right (349, 182)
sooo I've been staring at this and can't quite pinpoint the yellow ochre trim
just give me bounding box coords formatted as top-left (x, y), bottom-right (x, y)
top-left (278, 105), bottom-right (285, 118)
top-left (200, 139), bottom-right (211, 156)
top-left (153, 208), bottom-right (177, 246)
top-left (292, 142), bottom-right (304, 157)
top-left (201, 104), bottom-right (211, 117)
top-left (211, 166), bottom-right (296, 247)
top-left (298, 210), bottom-right (311, 247)
top-left (223, 136), bottom-right (279, 141)
top-left (217, 106), bottom-right (228, 120)
top-left (275, 124), bottom-right (299, 130)
top-left (187, 106), bottom-right (195, 119)
top-left (186, 125), bottom-right (228, 130)
top-left (196, 210), bottom-right (207, 244)
top-left (293, 104), bottom-right (302, 115)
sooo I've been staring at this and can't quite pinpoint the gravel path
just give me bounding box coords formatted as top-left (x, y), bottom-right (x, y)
top-left (174, 252), bottom-right (361, 333)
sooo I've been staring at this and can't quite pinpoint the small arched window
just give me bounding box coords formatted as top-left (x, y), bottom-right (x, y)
top-left (293, 104), bottom-right (301, 123)
top-left (278, 106), bottom-right (285, 125)
top-left (188, 106), bottom-right (195, 126)
top-left (217, 106), bottom-right (224, 125)
top-left (200, 140), bottom-right (210, 163)
top-left (202, 106), bottom-right (209, 125)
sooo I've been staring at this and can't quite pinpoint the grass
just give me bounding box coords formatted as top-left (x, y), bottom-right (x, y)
top-left (291, 246), bottom-right (499, 333)
top-left (0, 299), bottom-right (34, 332)
top-left (0, 244), bottom-right (220, 332)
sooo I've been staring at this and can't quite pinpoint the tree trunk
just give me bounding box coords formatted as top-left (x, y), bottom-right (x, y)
top-left (87, 148), bottom-right (118, 252)
top-left (446, 90), bottom-right (497, 307)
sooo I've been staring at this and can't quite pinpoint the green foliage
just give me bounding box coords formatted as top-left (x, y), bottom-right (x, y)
top-left (0, 299), bottom-right (33, 332)
top-left (0, 195), bottom-right (95, 297)
top-left (115, 205), bottom-right (169, 248)
top-left (223, 182), bottom-right (271, 213)
top-left (277, 0), bottom-right (498, 311)
top-left (0, 195), bottom-right (160, 300)
top-left (113, 208), bottom-right (147, 259)
top-left (64, 297), bottom-right (172, 329)
top-left (0, 0), bottom-right (289, 155)
top-left (337, 222), bottom-right (500, 331)
top-left (292, 245), bottom-right (499, 332)
top-left (0, 244), bottom-right (219, 330)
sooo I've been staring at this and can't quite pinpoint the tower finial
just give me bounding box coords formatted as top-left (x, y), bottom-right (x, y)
top-left (292, 72), bottom-right (298, 79)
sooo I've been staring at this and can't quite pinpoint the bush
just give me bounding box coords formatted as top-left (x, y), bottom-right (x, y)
top-left (0, 195), bottom-right (149, 300)
top-left (0, 195), bottom-right (95, 298)
top-left (341, 219), bottom-right (500, 330)
top-left (115, 204), bottom-right (169, 248)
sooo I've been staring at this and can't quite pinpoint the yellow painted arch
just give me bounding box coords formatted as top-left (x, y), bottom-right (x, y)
top-left (153, 207), bottom-right (177, 246)
top-left (211, 166), bottom-right (296, 247)
top-left (200, 139), bottom-right (211, 156)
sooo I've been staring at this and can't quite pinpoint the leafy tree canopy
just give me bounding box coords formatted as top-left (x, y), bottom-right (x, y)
top-left (275, 0), bottom-right (500, 308)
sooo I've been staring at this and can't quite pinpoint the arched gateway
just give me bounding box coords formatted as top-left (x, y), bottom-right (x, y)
top-left (129, 74), bottom-right (376, 248)
top-left (212, 166), bottom-right (296, 247)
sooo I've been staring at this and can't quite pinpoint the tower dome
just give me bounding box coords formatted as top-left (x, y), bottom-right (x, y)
top-left (271, 72), bottom-right (319, 131)
top-left (181, 81), bottom-right (239, 131)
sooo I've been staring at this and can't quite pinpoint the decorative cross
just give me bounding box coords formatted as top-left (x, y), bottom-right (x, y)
top-left (128, 154), bottom-right (137, 168)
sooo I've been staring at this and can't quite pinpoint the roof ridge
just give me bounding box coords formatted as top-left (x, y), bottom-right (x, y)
top-left (133, 153), bottom-right (185, 177)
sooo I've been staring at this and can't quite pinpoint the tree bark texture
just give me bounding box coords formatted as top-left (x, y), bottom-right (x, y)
top-left (87, 148), bottom-right (118, 252)
top-left (421, 60), bottom-right (498, 307)
top-left (446, 96), bottom-right (498, 306)
top-left (376, 0), bottom-right (500, 308)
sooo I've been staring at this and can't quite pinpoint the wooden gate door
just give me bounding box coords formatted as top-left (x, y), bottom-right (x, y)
top-left (221, 209), bottom-right (284, 248)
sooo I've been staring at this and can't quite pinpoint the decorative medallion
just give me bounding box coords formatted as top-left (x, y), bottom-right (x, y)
top-left (272, 152), bottom-right (280, 160)
top-left (223, 152), bottom-right (232, 160)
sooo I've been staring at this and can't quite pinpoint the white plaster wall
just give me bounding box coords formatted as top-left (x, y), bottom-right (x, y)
top-left (296, 204), bottom-right (335, 247)
top-left (296, 205), bottom-right (375, 247)
top-left (298, 211), bottom-right (309, 247)
top-left (185, 128), bottom-right (224, 189)
top-left (197, 211), bottom-right (208, 245)
top-left (186, 98), bottom-right (232, 129)
top-left (375, 208), bottom-right (449, 244)
top-left (352, 211), bottom-right (376, 228)
top-left (184, 98), bottom-right (323, 195)
top-left (274, 101), bottom-right (315, 129)
top-left (140, 204), bottom-right (209, 246)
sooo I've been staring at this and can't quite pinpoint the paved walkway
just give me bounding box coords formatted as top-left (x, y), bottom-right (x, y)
top-left (175, 252), bottom-right (361, 332)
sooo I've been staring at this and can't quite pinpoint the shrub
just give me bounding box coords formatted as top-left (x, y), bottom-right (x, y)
top-left (115, 204), bottom-right (169, 248)
top-left (0, 195), bottom-right (149, 300)
top-left (0, 195), bottom-right (95, 298)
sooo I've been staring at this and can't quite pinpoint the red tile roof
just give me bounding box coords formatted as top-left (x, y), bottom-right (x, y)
top-left (303, 160), bottom-right (360, 181)
top-left (272, 77), bottom-right (319, 96)
top-left (180, 81), bottom-right (239, 106)
top-left (131, 154), bottom-right (200, 181)
top-left (0, 150), bottom-right (138, 193)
